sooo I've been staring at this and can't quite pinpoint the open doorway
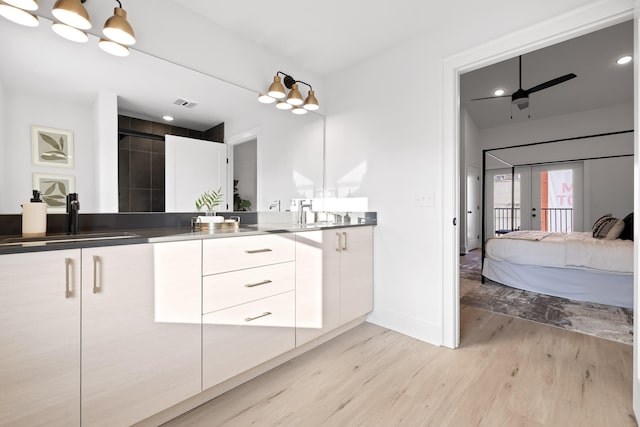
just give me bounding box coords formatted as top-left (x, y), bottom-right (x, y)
top-left (458, 20), bottom-right (634, 345)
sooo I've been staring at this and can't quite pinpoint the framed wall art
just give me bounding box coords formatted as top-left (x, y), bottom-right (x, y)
top-left (32, 173), bottom-right (76, 212)
top-left (31, 125), bottom-right (74, 168)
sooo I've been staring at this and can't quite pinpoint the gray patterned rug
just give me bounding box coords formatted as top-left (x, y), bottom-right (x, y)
top-left (460, 278), bottom-right (633, 345)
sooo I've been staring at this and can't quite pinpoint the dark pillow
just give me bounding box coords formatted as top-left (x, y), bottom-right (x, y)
top-left (591, 214), bottom-right (612, 234)
top-left (593, 216), bottom-right (619, 239)
top-left (619, 212), bottom-right (634, 241)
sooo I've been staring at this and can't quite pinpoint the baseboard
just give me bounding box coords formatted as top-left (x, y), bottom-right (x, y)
top-left (366, 307), bottom-right (442, 346)
top-left (133, 316), bottom-right (368, 427)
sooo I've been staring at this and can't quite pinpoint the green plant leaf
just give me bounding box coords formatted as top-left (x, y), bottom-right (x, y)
top-left (57, 181), bottom-right (67, 194)
top-left (40, 133), bottom-right (61, 150)
top-left (43, 196), bottom-right (65, 206)
top-left (59, 136), bottom-right (64, 151)
top-left (43, 183), bottom-right (56, 195)
top-left (40, 151), bottom-right (67, 161)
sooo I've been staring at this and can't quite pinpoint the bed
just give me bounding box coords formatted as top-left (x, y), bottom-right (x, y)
top-left (482, 230), bottom-right (633, 308)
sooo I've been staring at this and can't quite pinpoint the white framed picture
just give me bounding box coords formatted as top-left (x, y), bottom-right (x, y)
top-left (31, 125), bottom-right (74, 168)
top-left (33, 173), bottom-right (76, 213)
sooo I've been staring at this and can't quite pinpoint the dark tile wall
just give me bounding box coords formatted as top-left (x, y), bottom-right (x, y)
top-left (118, 116), bottom-right (224, 212)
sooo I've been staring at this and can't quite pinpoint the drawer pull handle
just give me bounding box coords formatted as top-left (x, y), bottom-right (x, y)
top-left (245, 248), bottom-right (272, 254)
top-left (65, 258), bottom-right (73, 299)
top-left (336, 232), bottom-right (341, 252)
top-left (93, 255), bottom-right (102, 294)
top-left (245, 312), bottom-right (272, 322)
top-left (245, 280), bottom-right (272, 288)
top-left (342, 232), bottom-right (348, 251)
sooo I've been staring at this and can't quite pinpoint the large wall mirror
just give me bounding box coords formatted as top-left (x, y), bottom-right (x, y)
top-left (0, 18), bottom-right (324, 214)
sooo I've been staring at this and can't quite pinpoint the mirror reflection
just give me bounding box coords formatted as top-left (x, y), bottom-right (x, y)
top-left (0, 18), bottom-right (324, 214)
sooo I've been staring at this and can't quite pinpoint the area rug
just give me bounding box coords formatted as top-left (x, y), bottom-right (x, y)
top-left (460, 278), bottom-right (633, 345)
top-left (460, 249), bottom-right (482, 281)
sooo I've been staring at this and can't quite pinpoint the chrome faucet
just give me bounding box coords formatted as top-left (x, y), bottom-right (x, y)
top-left (269, 200), bottom-right (281, 211)
top-left (66, 193), bottom-right (80, 235)
top-left (298, 201), bottom-right (313, 224)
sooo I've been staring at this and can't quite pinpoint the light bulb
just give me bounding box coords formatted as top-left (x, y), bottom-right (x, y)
top-left (52, 22), bottom-right (88, 43)
top-left (0, 2), bottom-right (38, 26)
top-left (99, 38), bottom-right (129, 57)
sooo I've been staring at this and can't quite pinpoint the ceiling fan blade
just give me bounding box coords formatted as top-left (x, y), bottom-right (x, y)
top-left (517, 100), bottom-right (529, 110)
top-left (525, 73), bottom-right (577, 94)
top-left (470, 95), bottom-right (511, 101)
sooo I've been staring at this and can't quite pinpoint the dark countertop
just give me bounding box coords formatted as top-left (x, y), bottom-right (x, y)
top-left (0, 222), bottom-right (375, 255)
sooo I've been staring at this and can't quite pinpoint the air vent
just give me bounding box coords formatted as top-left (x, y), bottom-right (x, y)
top-left (173, 98), bottom-right (198, 109)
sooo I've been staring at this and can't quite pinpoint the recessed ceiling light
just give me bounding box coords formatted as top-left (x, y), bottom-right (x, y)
top-left (494, 89), bottom-right (505, 96)
top-left (617, 55), bottom-right (632, 65)
top-left (162, 115), bottom-right (174, 122)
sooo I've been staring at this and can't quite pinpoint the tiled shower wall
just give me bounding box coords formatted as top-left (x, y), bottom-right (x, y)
top-left (118, 115), bottom-right (224, 212)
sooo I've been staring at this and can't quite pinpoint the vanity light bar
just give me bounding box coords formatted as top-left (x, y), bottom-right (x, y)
top-left (259, 71), bottom-right (319, 114)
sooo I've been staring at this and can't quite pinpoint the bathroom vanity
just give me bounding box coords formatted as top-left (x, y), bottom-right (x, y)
top-left (0, 223), bottom-right (374, 427)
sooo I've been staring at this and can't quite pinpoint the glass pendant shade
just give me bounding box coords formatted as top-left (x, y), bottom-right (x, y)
top-left (303, 90), bottom-right (319, 111)
top-left (258, 93), bottom-right (276, 104)
top-left (4, 0), bottom-right (37, 10)
top-left (0, 2), bottom-right (38, 26)
top-left (291, 107), bottom-right (308, 115)
top-left (52, 0), bottom-right (91, 30)
top-left (286, 83), bottom-right (303, 106)
top-left (276, 101), bottom-right (292, 110)
top-left (103, 7), bottom-right (135, 45)
top-left (52, 21), bottom-right (88, 42)
top-left (267, 75), bottom-right (286, 99)
top-left (99, 38), bottom-right (129, 57)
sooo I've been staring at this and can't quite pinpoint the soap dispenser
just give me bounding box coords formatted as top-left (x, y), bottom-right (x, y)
top-left (22, 190), bottom-right (47, 238)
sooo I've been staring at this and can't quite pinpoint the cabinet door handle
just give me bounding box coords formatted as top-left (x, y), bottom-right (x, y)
top-left (93, 255), bottom-right (101, 294)
top-left (342, 232), bottom-right (348, 251)
top-left (336, 232), bottom-right (341, 252)
top-left (245, 312), bottom-right (272, 322)
top-left (245, 248), bottom-right (272, 254)
top-left (245, 280), bottom-right (272, 288)
top-left (65, 258), bottom-right (73, 299)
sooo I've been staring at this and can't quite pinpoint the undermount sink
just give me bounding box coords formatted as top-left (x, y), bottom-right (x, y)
top-left (0, 232), bottom-right (141, 246)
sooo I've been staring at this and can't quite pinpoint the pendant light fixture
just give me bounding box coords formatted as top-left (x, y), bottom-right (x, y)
top-left (52, 0), bottom-right (91, 30)
top-left (102, 1), bottom-right (135, 45)
top-left (259, 71), bottom-right (319, 115)
top-left (98, 38), bottom-right (129, 57)
top-left (3, 0), bottom-right (37, 10)
top-left (52, 21), bottom-right (88, 42)
top-left (0, 0), bottom-right (39, 26)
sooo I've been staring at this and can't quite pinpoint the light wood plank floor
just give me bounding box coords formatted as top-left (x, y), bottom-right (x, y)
top-left (164, 306), bottom-right (634, 427)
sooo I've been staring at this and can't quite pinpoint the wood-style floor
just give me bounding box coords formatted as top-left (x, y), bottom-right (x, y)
top-left (164, 306), bottom-right (634, 427)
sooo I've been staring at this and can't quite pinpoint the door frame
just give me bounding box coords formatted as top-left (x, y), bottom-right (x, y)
top-left (441, 1), bottom-right (634, 349)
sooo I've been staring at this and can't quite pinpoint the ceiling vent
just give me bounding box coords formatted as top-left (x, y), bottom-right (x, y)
top-left (173, 98), bottom-right (198, 109)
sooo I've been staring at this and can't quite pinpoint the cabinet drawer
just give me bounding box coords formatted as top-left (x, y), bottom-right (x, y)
top-left (203, 234), bottom-right (295, 275)
top-left (202, 292), bottom-right (295, 389)
top-left (202, 290), bottom-right (294, 328)
top-left (203, 262), bottom-right (294, 314)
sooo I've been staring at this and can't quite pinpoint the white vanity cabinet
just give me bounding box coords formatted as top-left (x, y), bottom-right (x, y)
top-left (0, 249), bottom-right (81, 427)
top-left (202, 234), bottom-right (296, 390)
top-left (335, 226), bottom-right (374, 324)
top-left (81, 242), bottom-right (202, 427)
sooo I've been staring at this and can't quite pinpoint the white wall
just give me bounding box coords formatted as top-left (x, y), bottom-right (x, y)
top-left (0, 81), bottom-right (5, 211)
top-left (584, 156), bottom-right (634, 224)
top-left (234, 140), bottom-right (257, 210)
top-left (460, 109), bottom-right (482, 252)
top-left (225, 108), bottom-right (324, 211)
top-left (323, 1), bottom-right (633, 344)
top-left (3, 90), bottom-right (98, 213)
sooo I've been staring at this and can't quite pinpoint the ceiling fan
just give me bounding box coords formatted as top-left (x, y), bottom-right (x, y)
top-left (471, 55), bottom-right (577, 111)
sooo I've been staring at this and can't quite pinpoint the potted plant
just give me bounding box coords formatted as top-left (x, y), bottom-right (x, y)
top-left (195, 188), bottom-right (224, 226)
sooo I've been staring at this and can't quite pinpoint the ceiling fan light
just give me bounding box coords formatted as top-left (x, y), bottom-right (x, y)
top-left (98, 38), bottom-right (129, 57)
top-left (275, 101), bottom-right (292, 110)
top-left (292, 107), bottom-right (308, 115)
top-left (3, 0), bottom-right (37, 11)
top-left (303, 90), bottom-right (319, 111)
top-left (103, 7), bottom-right (135, 46)
top-left (52, 0), bottom-right (91, 30)
top-left (267, 75), bottom-right (286, 99)
top-left (52, 21), bottom-right (88, 42)
top-left (0, 2), bottom-right (38, 26)
top-left (493, 88), bottom-right (505, 96)
top-left (617, 55), bottom-right (632, 65)
top-left (258, 93), bottom-right (276, 104)
top-left (286, 83), bottom-right (303, 106)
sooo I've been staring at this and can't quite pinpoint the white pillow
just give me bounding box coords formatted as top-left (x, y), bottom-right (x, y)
top-left (605, 218), bottom-right (625, 240)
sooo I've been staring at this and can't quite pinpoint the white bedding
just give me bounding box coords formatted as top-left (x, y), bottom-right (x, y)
top-left (485, 231), bottom-right (633, 274)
